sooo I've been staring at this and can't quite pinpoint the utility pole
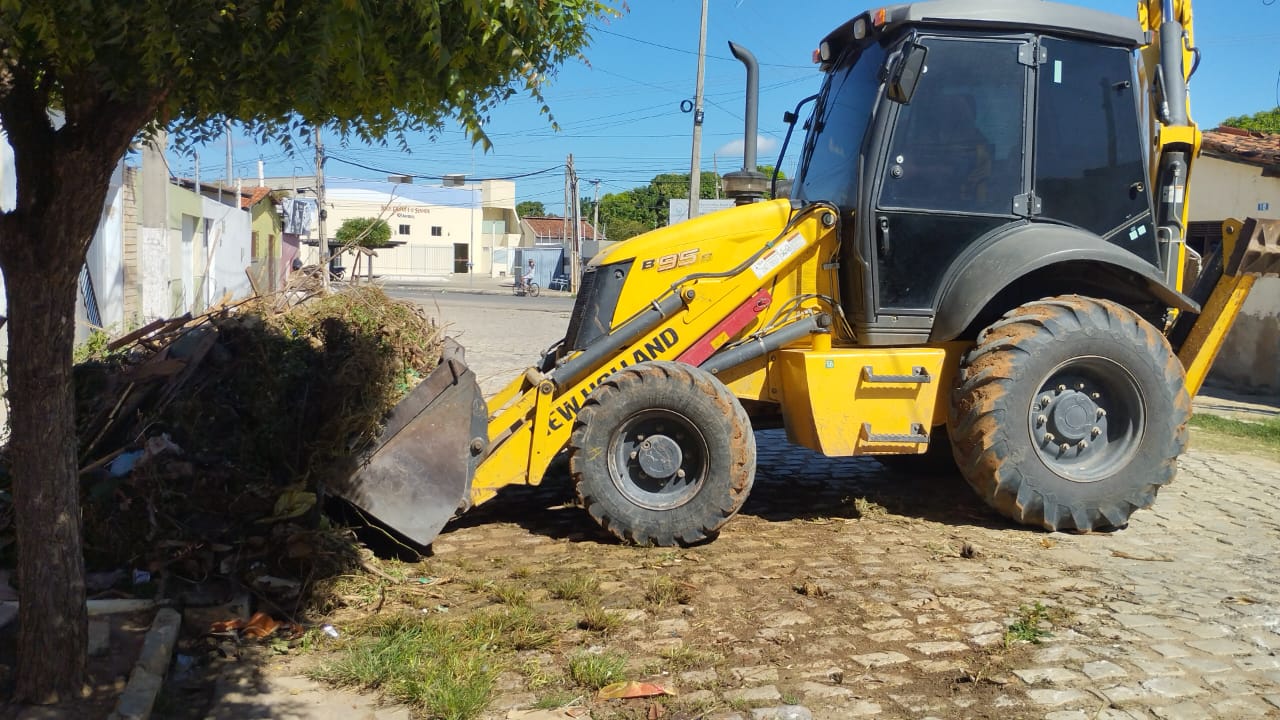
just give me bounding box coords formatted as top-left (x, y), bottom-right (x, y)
top-left (567, 154), bottom-right (581, 293)
top-left (314, 126), bottom-right (329, 293)
top-left (225, 119), bottom-right (233, 185)
top-left (688, 0), bottom-right (709, 220)
top-left (591, 179), bottom-right (601, 245)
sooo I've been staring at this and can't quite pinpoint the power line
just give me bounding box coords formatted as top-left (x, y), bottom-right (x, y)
top-left (592, 26), bottom-right (812, 69)
top-left (326, 155), bottom-right (565, 181)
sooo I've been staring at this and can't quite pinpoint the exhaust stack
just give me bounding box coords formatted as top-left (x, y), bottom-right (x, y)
top-left (722, 42), bottom-right (769, 205)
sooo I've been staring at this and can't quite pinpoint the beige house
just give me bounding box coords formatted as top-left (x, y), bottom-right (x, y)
top-left (261, 176), bottom-right (520, 279)
top-left (519, 215), bottom-right (611, 261)
top-left (1187, 127), bottom-right (1280, 392)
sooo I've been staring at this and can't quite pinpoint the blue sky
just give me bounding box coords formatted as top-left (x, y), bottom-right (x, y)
top-left (169, 1), bottom-right (1279, 214)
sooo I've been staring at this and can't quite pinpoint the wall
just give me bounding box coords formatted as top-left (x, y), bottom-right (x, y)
top-left (322, 183), bottom-right (482, 279)
top-left (80, 162), bottom-right (127, 339)
top-left (201, 194), bottom-right (253, 305)
top-left (0, 128), bottom-right (12, 435)
top-left (1187, 156), bottom-right (1280, 392)
top-left (263, 176), bottom-right (522, 281)
top-left (248, 198), bottom-right (281, 292)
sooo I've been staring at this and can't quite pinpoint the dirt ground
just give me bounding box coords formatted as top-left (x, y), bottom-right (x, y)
top-left (220, 451), bottom-right (1095, 719)
top-left (0, 610), bottom-right (152, 720)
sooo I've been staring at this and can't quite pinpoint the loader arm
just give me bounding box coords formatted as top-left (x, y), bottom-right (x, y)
top-left (1136, 1), bottom-right (1280, 396)
top-left (469, 200), bottom-right (840, 507)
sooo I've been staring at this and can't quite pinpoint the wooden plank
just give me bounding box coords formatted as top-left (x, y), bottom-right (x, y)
top-left (106, 318), bottom-right (167, 351)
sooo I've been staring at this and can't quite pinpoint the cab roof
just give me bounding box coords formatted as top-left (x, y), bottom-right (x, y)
top-left (824, 0), bottom-right (1146, 53)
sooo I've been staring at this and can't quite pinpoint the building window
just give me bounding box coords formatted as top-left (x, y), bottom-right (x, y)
top-left (431, 226), bottom-right (443, 237)
top-left (398, 224), bottom-right (411, 235)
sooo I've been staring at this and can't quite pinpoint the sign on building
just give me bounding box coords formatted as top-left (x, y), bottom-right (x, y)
top-left (668, 199), bottom-right (738, 226)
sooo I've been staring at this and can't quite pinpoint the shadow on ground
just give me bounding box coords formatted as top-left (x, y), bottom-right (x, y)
top-left (442, 428), bottom-right (1023, 546)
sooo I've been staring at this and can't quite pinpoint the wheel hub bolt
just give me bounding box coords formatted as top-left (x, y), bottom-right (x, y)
top-left (636, 434), bottom-right (645, 441)
top-left (1077, 440), bottom-right (1088, 450)
top-left (641, 440), bottom-right (651, 449)
top-left (1059, 443), bottom-right (1070, 453)
top-left (1040, 395), bottom-right (1053, 406)
top-left (1057, 384), bottom-right (1067, 393)
top-left (1096, 408), bottom-right (1107, 419)
top-left (1036, 415), bottom-right (1047, 427)
top-left (676, 469), bottom-right (686, 479)
top-left (1091, 392), bottom-right (1101, 400)
top-left (1043, 433), bottom-right (1056, 444)
top-left (1077, 382), bottom-right (1086, 390)
top-left (1091, 426), bottom-right (1101, 437)
top-left (630, 451), bottom-right (638, 460)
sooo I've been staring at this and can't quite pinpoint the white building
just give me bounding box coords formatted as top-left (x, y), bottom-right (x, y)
top-left (1187, 126), bottom-right (1280, 392)
top-left (262, 176), bottom-right (520, 280)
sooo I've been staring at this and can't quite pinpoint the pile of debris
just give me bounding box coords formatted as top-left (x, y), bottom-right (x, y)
top-left (63, 284), bottom-right (444, 607)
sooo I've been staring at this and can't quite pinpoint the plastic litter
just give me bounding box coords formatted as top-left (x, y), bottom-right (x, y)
top-left (106, 451), bottom-right (144, 477)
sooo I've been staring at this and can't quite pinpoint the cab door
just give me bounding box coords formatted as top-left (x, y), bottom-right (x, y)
top-left (871, 36), bottom-right (1030, 325)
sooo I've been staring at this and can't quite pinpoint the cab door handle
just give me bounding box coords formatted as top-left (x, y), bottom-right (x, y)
top-left (877, 216), bottom-right (891, 257)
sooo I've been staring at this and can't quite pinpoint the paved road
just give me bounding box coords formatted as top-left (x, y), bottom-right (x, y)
top-left (398, 292), bottom-right (573, 393)
top-left (211, 290), bottom-right (1280, 719)
top-left (402, 290), bottom-right (1280, 718)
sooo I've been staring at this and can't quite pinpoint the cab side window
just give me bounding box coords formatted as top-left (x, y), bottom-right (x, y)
top-left (880, 38), bottom-right (1025, 215)
top-left (1034, 37), bottom-right (1155, 260)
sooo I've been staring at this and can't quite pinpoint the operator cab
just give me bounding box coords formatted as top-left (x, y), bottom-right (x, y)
top-left (794, 0), bottom-right (1170, 345)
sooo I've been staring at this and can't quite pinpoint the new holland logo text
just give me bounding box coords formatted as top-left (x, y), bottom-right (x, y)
top-left (547, 327), bottom-right (680, 432)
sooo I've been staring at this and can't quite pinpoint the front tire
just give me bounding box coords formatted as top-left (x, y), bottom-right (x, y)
top-left (569, 361), bottom-right (755, 546)
top-left (949, 296), bottom-right (1189, 532)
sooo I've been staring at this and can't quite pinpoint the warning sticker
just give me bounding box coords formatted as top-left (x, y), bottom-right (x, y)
top-left (751, 232), bottom-right (807, 279)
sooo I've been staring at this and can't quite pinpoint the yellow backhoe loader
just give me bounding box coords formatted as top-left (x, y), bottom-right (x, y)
top-left (334, 0), bottom-right (1280, 548)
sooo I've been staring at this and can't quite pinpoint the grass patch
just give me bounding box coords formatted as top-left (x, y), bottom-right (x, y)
top-left (658, 645), bottom-right (722, 672)
top-left (532, 690), bottom-right (582, 709)
top-left (1004, 601), bottom-right (1057, 646)
top-left (464, 606), bottom-right (556, 651)
top-left (1189, 413), bottom-right (1280, 453)
top-left (849, 496), bottom-right (887, 519)
top-left (311, 614), bottom-right (496, 720)
top-left (643, 576), bottom-right (692, 607)
top-left (578, 604), bottom-right (624, 635)
top-left (546, 572), bottom-right (600, 603)
top-left (568, 651), bottom-right (628, 689)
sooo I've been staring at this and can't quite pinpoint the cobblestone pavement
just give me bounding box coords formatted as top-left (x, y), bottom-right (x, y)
top-left (216, 292), bottom-right (1280, 719)
top-left (406, 294), bottom-right (1280, 719)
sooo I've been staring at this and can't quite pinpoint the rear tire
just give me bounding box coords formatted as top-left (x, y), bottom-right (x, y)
top-left (949, 296), bottom-right (1189, 532)
top-left (529, 282), bottom-right (540, 298)
top-left (569, 361), bottom-right (755, 546)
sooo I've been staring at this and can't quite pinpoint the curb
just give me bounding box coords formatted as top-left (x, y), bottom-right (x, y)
top-left (108, 607), bottom-right (182, 720)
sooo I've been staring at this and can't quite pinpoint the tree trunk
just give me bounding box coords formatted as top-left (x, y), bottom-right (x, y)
top-left (5, 261), bottom-right (86, 703)
top-left (0, 136), bottom-right (123, 703)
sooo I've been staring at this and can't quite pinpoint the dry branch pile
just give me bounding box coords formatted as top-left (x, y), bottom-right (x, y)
top-left (49, 284), bottom-right (444, 596)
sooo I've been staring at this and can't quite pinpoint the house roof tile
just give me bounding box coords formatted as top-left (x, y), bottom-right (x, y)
top-left (523, 216), bottom-right (598, 241)
top-left (1201, 126), bottom-right (1280, 172)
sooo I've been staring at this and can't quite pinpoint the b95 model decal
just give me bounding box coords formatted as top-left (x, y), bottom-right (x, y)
top-left (642, 248), bottom-right (701, 272)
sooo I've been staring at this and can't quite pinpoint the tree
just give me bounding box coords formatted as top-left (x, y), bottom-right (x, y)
top-left (0, 0), bottom-right (612, 703)
top-left (516, 200), bottom-right (547, 217)
top-left (1222, 107), bottom-right (1280, 134)
top-left (592, 167), bottom-right (786, 241)
top-left (336, 217), bottom-right (393, 249)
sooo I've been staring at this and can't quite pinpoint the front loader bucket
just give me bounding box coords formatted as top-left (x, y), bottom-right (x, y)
top-left (331, 337), bottom-right (487, 547)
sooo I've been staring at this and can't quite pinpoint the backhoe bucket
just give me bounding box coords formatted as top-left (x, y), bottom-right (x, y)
top-left (331, 338), bottom-right (487, 546)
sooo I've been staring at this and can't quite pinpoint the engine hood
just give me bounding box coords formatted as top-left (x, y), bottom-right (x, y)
top-left (591, 198), bottom-right (794, 269)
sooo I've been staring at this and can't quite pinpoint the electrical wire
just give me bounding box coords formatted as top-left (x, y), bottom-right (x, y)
top-left (326, 155), bottom-right (565, 181)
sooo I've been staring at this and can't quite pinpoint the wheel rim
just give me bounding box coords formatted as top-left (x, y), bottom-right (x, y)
top-left (1027, 356), bottom-right (1144, 483)
top-left (607, 409), bottom-right (707, 510)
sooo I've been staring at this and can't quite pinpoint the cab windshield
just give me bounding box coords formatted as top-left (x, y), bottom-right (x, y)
top-left (793, 42), bottom-right (886, 208)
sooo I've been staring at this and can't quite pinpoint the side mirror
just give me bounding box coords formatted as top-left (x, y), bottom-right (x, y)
top-left (887, 42), bottom-right (927, 104)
